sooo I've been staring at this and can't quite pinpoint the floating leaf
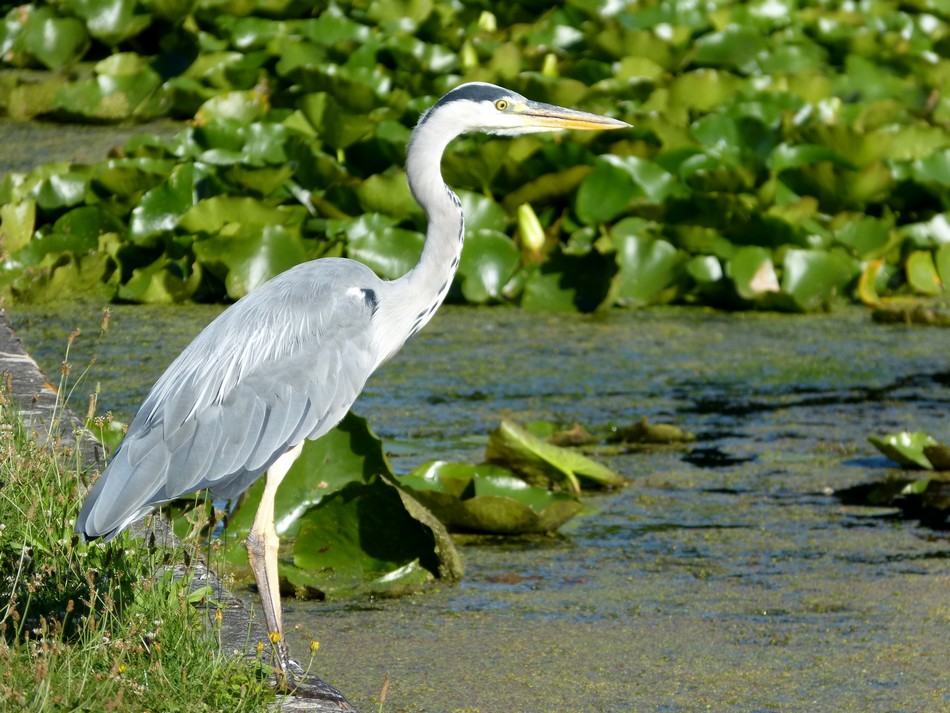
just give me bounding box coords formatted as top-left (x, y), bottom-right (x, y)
top-left (356, 171), bottom-right (416, 220)
top-left (20, 10), bottom-right (90, 70)
top-left (781, 248), bottom-right (860, 311)
top-left (69, 0), bottom-right (152, 45)
top-left (607, 417), bottom-right (695, 444)
top-left (346, 223), bottom-right (424, 280)
top-left (613, 233), bottom-right (683, 306)
top-left (485, 419), bottom-right (625, 492)
top-left (0, 201), bottom-right (36, 254)
top-left (207, 413), bottom-right (461, 598)
top-left (400, 461), bottom-right (583, 535)
top-left (179, 197), bottom-right (307, 234)
top-left (193, 224), bottom-right (307, 299)
top-left (728, 246), bottom-right (779, 300)
top-left (574, 160), bottom-right (638, 225)
top-left (869, 432), bottom-right (938, 470)
top-left (520, 248), bottom-right (617, 312)
top-left (457, 229), bottom-right (520, 304)
top-left (906, 250), bottom-right (943, 296)
top-left (116, 255), bottom-right (201, 304)
top-left (129, 163), bottom-right (200, 243)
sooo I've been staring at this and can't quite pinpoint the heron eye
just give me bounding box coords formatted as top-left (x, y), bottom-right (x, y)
top-left (495, 99), bottom-right (509, 111)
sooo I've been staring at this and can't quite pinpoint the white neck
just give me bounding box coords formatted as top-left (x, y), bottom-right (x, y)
top-left (392, 107), bottom-right (468, 338)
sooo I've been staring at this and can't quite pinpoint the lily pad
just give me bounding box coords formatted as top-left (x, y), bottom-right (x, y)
top-left (906, 250), bottom-right (943, 296)
top-left (457, 229), bottom-right (520, 304)
top-left (612, 233), bottom-right (683, 306)
top-left (869, 431), bottom-right (939, 470)
top-left (400, 461), bottom-right (583, 535)
top-left (780, 248), bottom-right (860, 311)
top-left (485, 419), bottom-right (625, 492)
top-left (197, 413), bottom-right (461, 598)
top-left (607, 417), bottom-right (695, 445)
top-left (193, 224), bottom-right (308, 299)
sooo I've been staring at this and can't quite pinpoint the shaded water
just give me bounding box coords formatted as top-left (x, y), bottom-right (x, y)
top-left (8, 302), bottom-right (950, 712)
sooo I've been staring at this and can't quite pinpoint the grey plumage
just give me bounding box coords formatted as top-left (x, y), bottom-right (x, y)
top-left (77, 259), bottom-right (379, 537)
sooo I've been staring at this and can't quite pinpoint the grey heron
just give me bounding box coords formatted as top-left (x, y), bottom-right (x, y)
top-left (75, 82), bottom-right (628, 699)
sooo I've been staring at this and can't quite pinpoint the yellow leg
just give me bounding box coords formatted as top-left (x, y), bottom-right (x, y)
top-left (245, 442), bottom-right (302, 689)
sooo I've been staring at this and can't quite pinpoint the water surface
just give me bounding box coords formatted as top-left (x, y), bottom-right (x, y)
top-left (8, 302), bottom-right (950, 712)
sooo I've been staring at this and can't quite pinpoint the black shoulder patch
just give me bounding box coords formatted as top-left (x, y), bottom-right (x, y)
top-left (360, 288), bottom-right (379, 314)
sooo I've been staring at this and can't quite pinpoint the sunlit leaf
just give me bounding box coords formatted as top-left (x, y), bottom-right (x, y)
top-left (129, 163), bottom-right (200, 242)
top-left (193, 224), bottom-right (307, 299)
top-left (211, 413), bottom-right (462, 598)
top-left (116, 255), bottom-right (201, 304)
top-left (0, 201), bottom-right (36, 254)
top-left (400, 461), bottom-right (583, 535)
top-left (485, 419), bottom-right (625, 492)
top-left (728, 246), bottom-right (779, 301)
top-left (613, 233), bottom-right (683, 306)
top-left (906, 250), bottom-right (943, 295)
top-left (20, 10), bottom-right (89, 70)
top-left (869, 432), bottom-right (939, 470)
top-left (458, 229), bottom-right (520, 304)
top-left (69, 0), bottom-right (152, 46)
top-left (781, 248), bottom-right (860, 311)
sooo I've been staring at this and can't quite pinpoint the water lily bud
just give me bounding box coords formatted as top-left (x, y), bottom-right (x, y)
top-left (477, 11), bottom-right (497, 33)
top-left (460, 41), bottom-right (478, 72)
top-left (517, 203), bottom-right (546, 257)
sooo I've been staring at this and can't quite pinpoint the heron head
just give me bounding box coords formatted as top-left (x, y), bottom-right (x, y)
top-left (417, 82), bottom-right (630, 137)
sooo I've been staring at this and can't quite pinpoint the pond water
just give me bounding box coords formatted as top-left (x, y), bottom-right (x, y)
top-left (8, 301), bottom-right (950, 712)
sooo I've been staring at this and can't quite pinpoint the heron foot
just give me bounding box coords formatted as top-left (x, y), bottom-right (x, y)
top-left (283, 671), bottom-right (355, 708)
top-left (273, 647), bottom-right (354, 709)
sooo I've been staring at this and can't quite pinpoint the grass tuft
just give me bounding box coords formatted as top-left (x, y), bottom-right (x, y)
top-left (0, 323), bottom-right (276, 712)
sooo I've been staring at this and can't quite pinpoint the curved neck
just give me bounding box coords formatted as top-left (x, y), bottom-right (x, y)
top-left (397, 111), bottom-right (467, 337)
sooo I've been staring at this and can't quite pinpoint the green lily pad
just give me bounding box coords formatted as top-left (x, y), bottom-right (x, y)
top-left (612, 233), bottom-right (683, 306)
top-left (345, 222), bottom-right (424, 281)
top-left (728, 246), bottom-right (780, 301)
top-left (520, 248), bottom-right (617, 312)
top-left (781, 248), bottom-right (860, 311)
top-left (607, 417), bottom-right (695, 445)
top-left (197, 413), bottom-right (461, 598)
top-left (937, 244), bottom-right (950, 288)
top-left (70, 0), bottom-right (152, 46)
top-left (400, 461), bottom-right (583, 535)
top-left (906, 250), bottom-right (943, 296)
top-left (20, 9), bottom-right (90, 70)
top-left (179, 196), bottom-right (307, 234)
top-left (116, 255), bottom-right (201, 304)
top-left (574, 160), bottom-right (637, 225)
top-left (129, 163), bottom-right (201, 243)
top-left (0, 201), bottom-right (36, 254)
top-left (834, 216), bottom-right (894, 259)
top-left (356, 171), bottom-right (416, 220)
top-left (287, 476), bottom-right (449, 598)
top-left (869, 432), bottom-right (939, 470)
top-left (485, 419), bottom-right (625, 492)
top-left (193, 223), bottom-right (308, 299)
top-left (457, 229), bottom-right (520, 304)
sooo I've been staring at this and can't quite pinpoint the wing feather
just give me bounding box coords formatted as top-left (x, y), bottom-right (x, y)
top-left (76, 259), bottom-right (385, 540)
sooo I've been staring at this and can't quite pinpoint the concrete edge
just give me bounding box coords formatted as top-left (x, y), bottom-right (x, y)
top-left (0, 308), bottom-right (354, 712)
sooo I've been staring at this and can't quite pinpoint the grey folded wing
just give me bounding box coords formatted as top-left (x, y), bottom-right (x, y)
top-left (76, 270), bottom-right (378, 540)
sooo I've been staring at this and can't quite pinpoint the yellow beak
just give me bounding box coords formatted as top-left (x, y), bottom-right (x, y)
top-left (519, 101), bottom-right (631, 131)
